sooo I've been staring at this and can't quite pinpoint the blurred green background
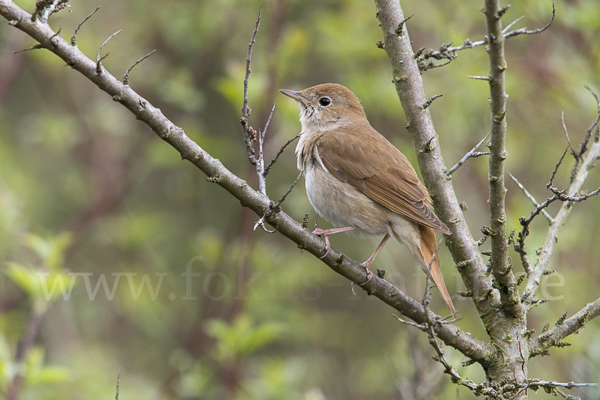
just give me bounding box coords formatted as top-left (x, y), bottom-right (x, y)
top-left (0, 0), bottom-right (599, 399)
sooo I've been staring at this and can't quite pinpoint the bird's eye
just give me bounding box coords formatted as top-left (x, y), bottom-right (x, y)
top-left (319, 97), bottom-right (331, 107)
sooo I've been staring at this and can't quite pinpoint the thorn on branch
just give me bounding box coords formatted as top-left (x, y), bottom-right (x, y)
top-left (446, 133), bottom-right (490, 176)
top-left (502, 16), bottom-right (525, 34)
top-left (394, 14), bottom-right (413, 35)
top-left (123, 49), bottom-right (156, 85)
top-left (468, 75), bottom-right (491, 81)
top-left (48, 26), bottom-right (62, 47)
top-left (71, 6), bottom-right (101, 46)
top-left (422, 94), bottom-right (442, 109)
top-left (496, 5), bottom-right (510, 19)
top-left (302, 213), bottom-right (309, 230)
top-left (15, 44), bottom-right (45, 53)
top-left (96, 29), bottom-right (122, 74)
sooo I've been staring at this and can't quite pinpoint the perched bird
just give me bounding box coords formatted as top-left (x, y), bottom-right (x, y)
top-left (280, 83), bottom-right (456, 316)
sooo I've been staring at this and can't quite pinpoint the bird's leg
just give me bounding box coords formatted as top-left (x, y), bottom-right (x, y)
top-left (312, 226), bottom-right (357, 259)
top-left (358, 234), bottom-right (390, 286)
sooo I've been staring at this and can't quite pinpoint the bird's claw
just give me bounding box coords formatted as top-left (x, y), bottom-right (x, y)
top-left (351, 264), bottom-right (374, 295)
top-left (313, 228), bottom-right (331, 259)
top-left (358, 267), bottom-right (374, 286)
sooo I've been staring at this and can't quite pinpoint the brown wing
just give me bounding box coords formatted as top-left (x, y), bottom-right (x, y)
top-left (316, 124), bottom-right (451, 234)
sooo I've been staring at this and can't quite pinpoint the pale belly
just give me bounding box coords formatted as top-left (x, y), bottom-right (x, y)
top-left (304, 163), bottom-right (391, 236)
top-left (303, 163), bottom-right (425, 267)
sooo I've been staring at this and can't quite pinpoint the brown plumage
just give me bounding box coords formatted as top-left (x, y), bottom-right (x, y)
top-left (281, 83), bottom-right (456, 317)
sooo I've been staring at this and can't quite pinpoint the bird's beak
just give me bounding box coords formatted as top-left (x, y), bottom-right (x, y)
top-left (279, 89), bottom-right (305, 102)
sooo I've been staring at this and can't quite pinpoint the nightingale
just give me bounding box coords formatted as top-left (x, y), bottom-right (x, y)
top-left (280, 83), bottom-right (456, 317)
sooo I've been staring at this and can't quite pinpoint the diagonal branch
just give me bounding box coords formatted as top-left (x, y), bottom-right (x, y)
top-left (508, 172), bottom-right (553, 223)
top-left (529, 297), bottom-right (600, 358)
top-left (446, 132), bottom-right (490, 176)
top-left (0, 0), bottom-right (493, 363)
top-left (523, 122), bottom-right (600, 304)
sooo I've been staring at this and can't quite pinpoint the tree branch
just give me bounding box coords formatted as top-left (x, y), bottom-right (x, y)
top-left (445, 132), bottom-right (490, 176)
top-left (0, 0), bottom-right (493, 363)
top-left (415, 3), bottom-right (555, 70)
top-left (530, 297), bottom-right (600, 358)
top-left (523, 126), bottom-right (600, 304)
top-left (373, 0), bottom-right (497, 316)
top-left (483, 0), bottom-right (521, 318)
top-left (508, 172), bottom-right (553, 223)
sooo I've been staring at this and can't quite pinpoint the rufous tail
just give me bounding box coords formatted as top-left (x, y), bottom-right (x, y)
top-left (418, 225), bottom-right (457, 318)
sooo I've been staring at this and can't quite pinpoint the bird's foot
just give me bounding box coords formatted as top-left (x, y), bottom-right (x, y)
top-left (312, 228), bottom-right (332, 259)
top-left (358, 263), bottom-right (374, 286)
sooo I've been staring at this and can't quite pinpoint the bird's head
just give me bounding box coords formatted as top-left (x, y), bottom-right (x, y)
top-left (280, 83), bottom-right (366, 132)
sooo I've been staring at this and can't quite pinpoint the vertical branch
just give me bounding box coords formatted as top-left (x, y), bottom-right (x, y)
top-left (240, 9), bottom-right (266, 194)
top-left (374, 0), bottom-right (495, 315)
top-left (483, 1), bottom-right (521, 317)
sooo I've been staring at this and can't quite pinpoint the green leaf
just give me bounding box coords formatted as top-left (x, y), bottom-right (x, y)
top-left (24, 232), bottom-right (73, 270)
top-left (206, 315), bottom-right (284, 364)
top-left (27, 366), bottom-right (71, 385)
top-left (6, 262), bottom-right (39, 296)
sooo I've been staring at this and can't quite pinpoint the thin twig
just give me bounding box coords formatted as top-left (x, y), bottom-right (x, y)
top-left (504, 2), bottom-right (556, 39)
top-left (71, 6), bottom-right (101, 46)
top-left (523, 108), bottom-right (600, 303)
top-left (115, 368), bottom-right (121, 400)
top-left (240, 8), bottom-right (262, 166)
top-left (123, 49), bottom-right (156, 85)
top-left (96, 29), bottom-right (122, 73)
top-left (253, 171), bottom-right (303, 232)
top-left (508, 172), bottom-right (553, 222)
top-left (561, 111), bottom-right (577, 159)
top-left (264, 132), bottom-right (302, 176)
top-left (416, 2), bottom-right (555, 68)
top-left (255, 104), bottom-right (275, 195)
top-left (548, 184), bottom-right (600, 202)
top-left (548, 146), bottom-right (569, 189)
top-left (571, 86), bottom-right (600, 181)
top-left (502, 15), bottom-right (525, 34)
top-left (446, 133), bottom-right (490, 176)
